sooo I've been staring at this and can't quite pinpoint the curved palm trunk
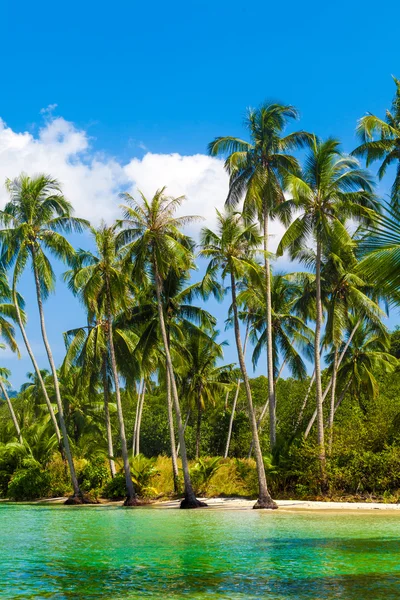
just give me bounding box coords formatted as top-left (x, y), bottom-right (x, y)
top-left (264, 213), bottom-right (276, 449)
top-left (0, 381), bottom-right (23, 444)
top-left (304, 320), bottom-right (361, 438)
top-left (328, 346), bottom-right (339, 454)
top-left (12, 283), bottom-right (63, 450)
top-left (230, 271), bottom-right (277, 509)
top-left (314, 240), bottom-right (327, 492)
top-left (102, 358), bottom-right (116, 478)
top-left (135, 382), bottom-right (146, 456)
top-left (31, 251), bottom-right (82, 502)
top-left (225, 323), bottom-right (250, 459)
top-left (195, 385), bottom-right (203, 460)
top-left (154, 266), bottom-right (205, 508)
top-left (166, 368), bottom-right (180, 493)
top-left (105, 277), bottom-right (137, 505)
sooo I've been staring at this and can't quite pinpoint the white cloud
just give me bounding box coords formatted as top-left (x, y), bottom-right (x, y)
top-left (0, 115), bottom-right (285, 246)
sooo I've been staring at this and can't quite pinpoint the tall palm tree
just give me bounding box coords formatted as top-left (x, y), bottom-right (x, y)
top-left (352, 76), bottom-right (400, 206)
top-left (277, 138), bottom-right (378, 490)
top-left (66, 224), bottom-right (138, 505)
top-left (118, 187), bottom-right (206, 508)
top-left (124, 265), bottom-right (216, 492)
top-left (209, 103), bottom-right (312, 449)
top-left (0, 174), bottom-right (88, 503)
top-left (200, 209), bottom-right (277, 509)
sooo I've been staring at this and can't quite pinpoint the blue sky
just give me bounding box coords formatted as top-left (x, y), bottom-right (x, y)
top-left (1, 0), bottom-right (400, 388)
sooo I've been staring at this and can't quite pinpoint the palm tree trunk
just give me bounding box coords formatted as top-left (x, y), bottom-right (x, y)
top-left (166, 367), bottom-right (179, 493)
top-left (248, 358), bottom-right (287, 458)
top-left (12, 281), bottom-right (63, 450)
top-left (333, 377), bottom-right (352, 416)
top-left (102, 357), bottom-right (116, 478)
top-left (230, 270), bottom-right (277, 509)
top-left (176, 410), bottom-right (190, 457)
top-left (293, 370), bottom-right (315, 434)
top-left (304, 320), bottom-right (361, 438)
top-left (105, 275), bottom-right (137, 506)
top-left (225, 323), bottom-right (250, 458)
top-left (132, 379), bottom-right (142, 456)
top-left (135, 381), bottom-right (146, 456)
top-left (154, 265), bottom-right (205, 508)
top-left (31, 250), bottom-right (82, 502)
top-left (224, 391), bottom-right (229, 412)
top-left (328, 346), bottom-right (339, 454)
top-left (195, 385), bottom-right (203, 459)
top-left (224, 379), bottom-right (240, 459)
top-left (0, 381), bottom-right (23, 444)
top-left (314, 240), bottom-right (327, 492)
top-left (264, 212), bottom-right (276, 449)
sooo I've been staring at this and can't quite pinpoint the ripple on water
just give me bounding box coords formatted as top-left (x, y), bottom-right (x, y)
top-left (1, 505), bottom-right (400, 599)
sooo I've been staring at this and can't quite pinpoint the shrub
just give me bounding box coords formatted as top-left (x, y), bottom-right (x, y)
top-left (130, 454), bottom-right (159, 497)
top-left (79, 458), bottom-right (109, 493)
top-left (8, 464), bottom-right (51, 500)
top-left (103, 473), bottom-right (126, 500)
top-left (189, 457), bottom-right (223, 495)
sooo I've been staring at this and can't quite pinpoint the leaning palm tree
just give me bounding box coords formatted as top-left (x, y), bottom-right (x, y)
top-left (277, 138), bottom-right (378, 490)
top-left (200, 209), bottom-right (277, 509)
top-left (118, 187), bottom-right (206, 508)
top-left (0, 174), bottom-right (88, 503)
top-left (209, 103), bottom-right (312, 449)
top-left (65, 224), bottom-right (138, 505)
top-left (352, 76), bottom-right (400, 206)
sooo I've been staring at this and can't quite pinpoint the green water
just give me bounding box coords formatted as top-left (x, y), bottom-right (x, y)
top-left (1, 505), bottom-right (400, 599)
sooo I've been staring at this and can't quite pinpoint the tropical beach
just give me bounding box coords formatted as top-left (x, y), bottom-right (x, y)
top-left (2, 0), bottom-right (400, 597)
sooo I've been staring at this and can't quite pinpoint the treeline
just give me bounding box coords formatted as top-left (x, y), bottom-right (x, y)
top-left (1, 79), bottom-right (400, 507)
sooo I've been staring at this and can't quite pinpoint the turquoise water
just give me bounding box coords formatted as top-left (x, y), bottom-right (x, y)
top-left (1, 505), bottom-right (400, 599)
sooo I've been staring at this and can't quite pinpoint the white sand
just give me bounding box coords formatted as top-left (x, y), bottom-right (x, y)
top-left (153, 497), bottom-right (400, 512)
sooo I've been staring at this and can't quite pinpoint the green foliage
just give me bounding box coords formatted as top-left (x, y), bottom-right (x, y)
top-left (189, 457), bottom-right (223, 495)
top-left (103, 473), bottom-right (126, 500)
top-left (78, 458), bottom-right (109, 493)
top-left (130, 454), bottom-right (159, 496)
top-left (7, 463), bottom-right (51, 500)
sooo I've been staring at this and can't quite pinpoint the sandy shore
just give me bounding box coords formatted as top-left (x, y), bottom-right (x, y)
top-left (7, 496), bottom-right (400, 512)
top-left (154, 497), bottom-right (400, 512)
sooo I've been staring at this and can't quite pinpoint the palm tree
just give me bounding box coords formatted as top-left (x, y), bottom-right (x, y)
top-left (277, 138), bottom-right (378, 490)
top-left (0, 174), bottom-right (88, 503)
top-left (66, 224), bottom-right (138, 505)
top-left (124, 266), bottom-right (216, 492)
top-left (209, 103), bottom-right (312, 449)
top-left (118, 187), bottom-right (206, 508)
top-left (326, 316), bottom-right (398, 414)
top-left (200, 209), bottom-right (277, 509)
top-left (352, 76), bottom-right (400, 206)
top-left (62, 318), bottom-right (138, 478)
top-left (180, 330), bottom-right (233, 458)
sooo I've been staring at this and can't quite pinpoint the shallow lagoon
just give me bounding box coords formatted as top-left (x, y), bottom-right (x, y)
top-left (1, 504), bottom-right (400, 599)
